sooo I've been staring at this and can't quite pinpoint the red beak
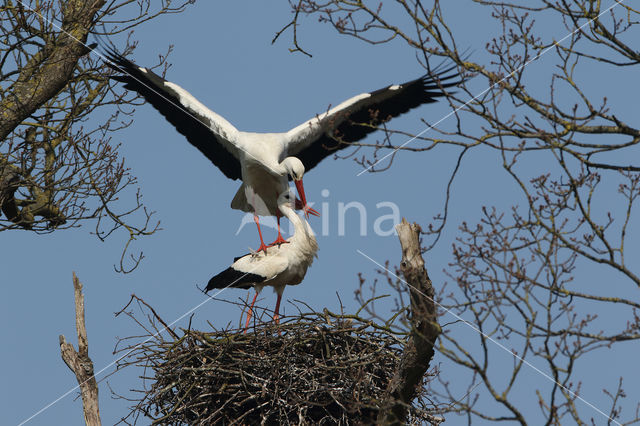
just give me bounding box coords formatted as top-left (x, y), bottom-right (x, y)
top-left (294, 179), bottom-right (320, 218)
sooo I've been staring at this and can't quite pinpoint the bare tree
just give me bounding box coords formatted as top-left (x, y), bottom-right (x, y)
top-left (275, 1), bottom-right (640, 424)
top-left (0, 0), bottom-right (193, 271)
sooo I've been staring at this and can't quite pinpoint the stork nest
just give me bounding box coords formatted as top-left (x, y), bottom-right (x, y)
top-left (117, 306), bottom-right (435, 425)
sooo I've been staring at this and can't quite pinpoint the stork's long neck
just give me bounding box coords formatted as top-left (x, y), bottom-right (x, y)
top-left (279, 204), bottom-right (318, 254)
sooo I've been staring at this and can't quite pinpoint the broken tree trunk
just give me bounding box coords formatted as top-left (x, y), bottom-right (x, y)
top-left (377, 218), bottom-right (442, 425)
top-left (59, 272), bottom-right (101, 426)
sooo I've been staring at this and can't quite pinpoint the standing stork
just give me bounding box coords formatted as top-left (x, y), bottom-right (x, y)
top-left (206, 189), bottom-right (318, 332)
top-left (103, 48), bottom-right (462, 250)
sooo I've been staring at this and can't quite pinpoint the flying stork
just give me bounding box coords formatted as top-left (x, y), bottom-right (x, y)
top-left (205, 189), bottom-right (318, 332)
top-left (103, 48), bottom-right (462, 250)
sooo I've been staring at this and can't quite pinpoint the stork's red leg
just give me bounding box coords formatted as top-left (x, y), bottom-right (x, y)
top-left (268, 212), bottom-right (289, 247)
top-left (273, 293), bottom-right (282, 325)
top-left (243, 291), bottom-right (259, 334)
top-left (253, 215), bottom-right (269, 254)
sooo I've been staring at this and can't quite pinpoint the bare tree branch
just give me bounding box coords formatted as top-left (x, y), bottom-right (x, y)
top-left (1, 0), bottom-right (192, 271)
top-left (0, 0), bottom-right (105, 141)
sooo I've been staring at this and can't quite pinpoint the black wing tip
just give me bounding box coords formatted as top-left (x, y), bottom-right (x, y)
top-left (421, 54), bottom-right (477, 88)
top-left (384, 62), bottom-right (465, 100)
top-left (97, 43), bottom-right (139, 78)
top-left (413, 64), bottom-right (468, 103)
top-left (421, 67), bottom-right (464, 88)
top-left (205, 266), bottom-right (266, 293)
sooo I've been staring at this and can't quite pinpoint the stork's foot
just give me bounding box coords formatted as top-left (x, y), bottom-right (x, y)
top-left (254, 242), bottom-right (269, 255)
top-left (268, 235), bottom-right (289, 247)
top-left (252, 215), bottom-right (269, 255)
top-left (273, 312), bottom-right (282, 335)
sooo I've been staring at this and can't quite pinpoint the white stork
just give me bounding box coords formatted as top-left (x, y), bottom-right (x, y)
top-left (103, 48), bottom-right (461, 250)
top-left (205, 189), bottom-right (318, 331)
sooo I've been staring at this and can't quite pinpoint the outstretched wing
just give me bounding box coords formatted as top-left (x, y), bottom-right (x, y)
top-left (103, 47), bottom-right (243, 180)
top-left (284, 65), bottom-right (462, 171)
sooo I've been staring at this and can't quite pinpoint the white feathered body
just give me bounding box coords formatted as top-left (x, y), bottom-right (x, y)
top-left (231, 133), bottom-right (289, 215)
top-left (232, 217), bottom-right (317, 295)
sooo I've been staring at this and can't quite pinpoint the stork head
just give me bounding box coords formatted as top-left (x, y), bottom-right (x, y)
top-left (282, 156), bottom-right (305, 181)
top-left (277, 187), bottom-right (296, 209)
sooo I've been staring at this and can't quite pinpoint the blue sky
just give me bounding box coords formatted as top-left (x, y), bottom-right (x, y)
top-left (3, 1), bottom-right (638, 425)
